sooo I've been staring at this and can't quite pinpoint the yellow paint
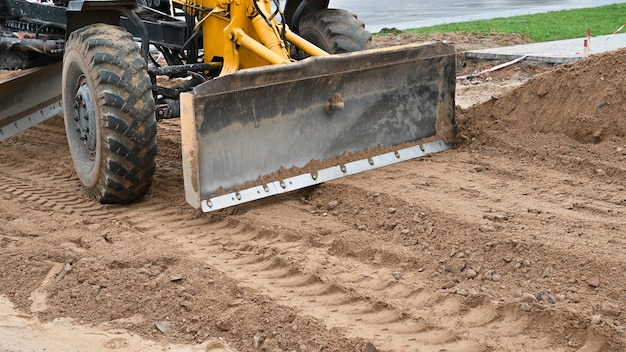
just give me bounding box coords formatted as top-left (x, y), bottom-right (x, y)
top-left (170, 0), bottom-right (329, 76)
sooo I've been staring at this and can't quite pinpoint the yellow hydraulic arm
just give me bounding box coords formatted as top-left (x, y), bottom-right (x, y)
top-left (171, 0), bottom-right (328, 75)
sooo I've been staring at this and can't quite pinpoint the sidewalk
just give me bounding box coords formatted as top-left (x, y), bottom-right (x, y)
top-left (463, 32), bottom-right (626, 64)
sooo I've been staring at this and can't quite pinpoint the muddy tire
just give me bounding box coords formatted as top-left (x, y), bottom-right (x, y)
top-left (62, 24), bottom-right (157, 203)
top-left (297, 9), bottom-right (373, 54)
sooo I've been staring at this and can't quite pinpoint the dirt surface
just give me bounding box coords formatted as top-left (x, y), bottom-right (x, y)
top-left (1, 32), bottom-right (626, 352)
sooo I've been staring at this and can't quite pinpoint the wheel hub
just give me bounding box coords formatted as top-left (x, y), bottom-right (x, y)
top-left (73, 78), bottom-right (97, 160)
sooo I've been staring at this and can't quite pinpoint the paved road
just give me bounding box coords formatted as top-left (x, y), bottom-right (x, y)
top-left (328, 0), bottom-right (625, 32)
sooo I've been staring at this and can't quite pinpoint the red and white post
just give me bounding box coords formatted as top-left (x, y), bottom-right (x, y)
top-left (583, 28), bottom-right (591, 58)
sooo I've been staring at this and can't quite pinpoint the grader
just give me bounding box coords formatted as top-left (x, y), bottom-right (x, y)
top-left (0, 0), bottom-right (456, 212)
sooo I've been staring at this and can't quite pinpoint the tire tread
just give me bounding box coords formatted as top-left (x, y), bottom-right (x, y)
top-left (64, 24), bottom-right (157, 203)
top-left (298, 9), bottom-right (373, 54)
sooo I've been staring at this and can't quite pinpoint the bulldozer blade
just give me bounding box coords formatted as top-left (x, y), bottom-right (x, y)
top-left (0, 62), bottom-right (63, 142)
top-left (181, 42), bottom-right (456, 212)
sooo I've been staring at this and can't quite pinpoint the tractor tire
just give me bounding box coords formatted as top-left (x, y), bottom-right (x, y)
top-left (62, 24), bottom-right (157, 204)
top-left (297, 9), bottom-right (373, 54)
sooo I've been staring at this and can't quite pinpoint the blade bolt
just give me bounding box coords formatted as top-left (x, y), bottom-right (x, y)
top-left (325, 93), bottom-right (344, 113)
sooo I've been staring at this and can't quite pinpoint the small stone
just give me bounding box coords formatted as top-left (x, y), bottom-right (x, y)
top-left (567, 293), bottom-right (581, 303)
top-left (591, 315), bottom-right (602, 325)
top-left (491, 274), bottom-right (501, 282)
top-left (205, 341), bottom-right (227, 352)
top-left (180, 301), bottom-right (194, 311)
top-left (466, 269), bottom-right (478, 279)
top-left (442, 280), bottom-right (458, 289)
top-left (520, 303), bottom-right (531, 312)
top-left (383, 222), bottom-right (397, 231)
top-left (228, 299), bottom-right (244, 307)
top-left (292, 324), bottom-right (298, 331)
top-left (479, 224), bottom-right (495, 232)
top-left (455, 289), bottom-right (468, 297)
top-left (170, 275), bottom-right (183, 282)
top-left (588, 276), bottom-right (600, 288)
top-left (362, 342), bottom-right (378, 352)
top-left (326, 200), bottom-right (339, 211)
top-left (536, 290), bottom-right (555, 304)
top-left (593, 130), bottom-right (603, 138)
top-left (520, 293), bottom-right (537, 304)
top-left (253, 333), bottom-right (265, 348)
top-left (388, 207), bottom-right (397, 214)
top-left (483, 213), bottom-right (509, 222)
top-left (392, 271), bottom-right (403, 280)
top-left (216, 319), bottom-right (232, 332)
top-left (445, 262), bottom-right (466, 274)
top-left (138, 268), bottom-right (152, 276)
top-left (600, 302), bottom-right (622, 317)
top-left (482, 272), bottom-right (493, 281)
top-left (155, 321), bottom-right (171, 333)
top-left (595, 169), bottom-right (606, 176)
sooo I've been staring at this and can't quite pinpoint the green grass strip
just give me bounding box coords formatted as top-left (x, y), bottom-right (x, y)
top-left (397, 3), bottom-right (626, 42)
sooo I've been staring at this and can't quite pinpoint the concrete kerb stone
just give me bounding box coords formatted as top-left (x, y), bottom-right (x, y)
top-left (462, 32), bottom-right (626, 65)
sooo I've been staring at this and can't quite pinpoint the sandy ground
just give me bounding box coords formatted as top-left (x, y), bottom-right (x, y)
top-left (1, 32), bottom-right (625, 352)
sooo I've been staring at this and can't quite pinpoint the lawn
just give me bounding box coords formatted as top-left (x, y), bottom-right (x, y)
top-left (398, 3), bottom-right (626, 42)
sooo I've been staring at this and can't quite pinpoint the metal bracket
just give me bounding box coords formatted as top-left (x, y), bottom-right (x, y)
top-left (201, 140), bottom-right (452, 212)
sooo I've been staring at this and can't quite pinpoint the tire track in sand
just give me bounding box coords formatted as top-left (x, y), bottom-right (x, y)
top-left (0, 117), bottom-right (617, 351)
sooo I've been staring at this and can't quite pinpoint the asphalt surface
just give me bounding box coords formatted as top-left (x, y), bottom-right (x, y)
top-left (329, 0), bottom-right (625, 32)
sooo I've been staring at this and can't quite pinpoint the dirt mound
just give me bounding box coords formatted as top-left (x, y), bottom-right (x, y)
top-left (458, 48), bottom-right (626, 145)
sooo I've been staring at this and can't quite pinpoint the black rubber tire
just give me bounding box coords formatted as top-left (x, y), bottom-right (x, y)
top-left (62, 24), bottom-right (157, 204)
top-left (297, 9), bottom-right (373, 54)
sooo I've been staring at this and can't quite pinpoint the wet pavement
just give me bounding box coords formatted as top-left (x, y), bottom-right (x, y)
top-left (464, 32), bottom-right (626, 64)
top-left (329, 0), bottom-right (625, 32)
top-left (326, 0), bottom-right (626, 64)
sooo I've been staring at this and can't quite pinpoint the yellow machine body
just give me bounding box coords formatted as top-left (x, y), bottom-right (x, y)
top-left (171, 0), bottom-right (327, 74)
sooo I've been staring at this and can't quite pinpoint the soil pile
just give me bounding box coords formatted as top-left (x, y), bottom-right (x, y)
top-left (458, 48), bottom-right (626, 145)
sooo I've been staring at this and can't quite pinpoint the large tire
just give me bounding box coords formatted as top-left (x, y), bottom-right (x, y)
top-left (62, 24), bottom-right (157, 204)
top-left (297, 9), bottom-right (373, 54)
